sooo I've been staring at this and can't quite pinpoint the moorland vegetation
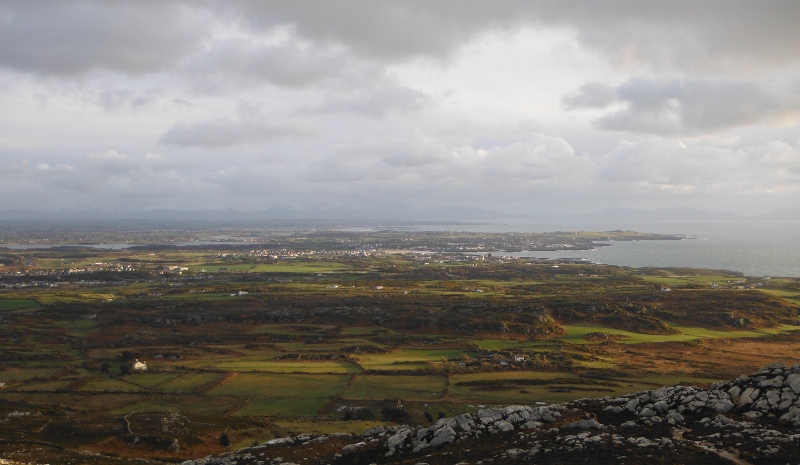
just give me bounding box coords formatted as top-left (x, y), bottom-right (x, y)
top-left (1, 230), bottom-right (799, 463)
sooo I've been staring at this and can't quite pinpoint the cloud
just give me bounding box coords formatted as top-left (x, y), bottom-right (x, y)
top-left (158, 118), bottom-right (318, 147)
top-left (229, 1), bottom-right (800, 74)
top-left (4, 1), bottom-right (800, 81)
top-left (306, 133), bottom-right (588, 190)
top-left (0, 1), bottom-right (207, 76)
top-left (3, 1), bottom-right (800, 215)
top-left (314, 84), bottom-right (431, 117)
top-left (596, 138), bottom-right (800, 194)
top-left (564, 78), bottom-right (800, 136)
top-left (183, 37), bottom-right (368, 90)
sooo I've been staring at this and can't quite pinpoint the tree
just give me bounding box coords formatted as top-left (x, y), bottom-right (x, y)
top-left (219, 433), bottom-right (231, 447)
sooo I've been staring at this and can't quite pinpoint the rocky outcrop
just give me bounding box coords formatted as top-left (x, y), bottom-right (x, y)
top-left (602, 361), bottom-right (800, 429)
top-left (360, 405), bottom-right (562, 456)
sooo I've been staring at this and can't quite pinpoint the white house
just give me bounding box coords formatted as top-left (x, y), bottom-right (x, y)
top-left (133, 359), bottom-right (147, 371)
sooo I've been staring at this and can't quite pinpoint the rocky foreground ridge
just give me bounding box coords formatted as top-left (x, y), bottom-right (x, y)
top-left (183, 362), bottom-right (800, 464)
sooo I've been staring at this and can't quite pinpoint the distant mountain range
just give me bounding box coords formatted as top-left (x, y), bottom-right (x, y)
top-left (0, 205), bottom-right (797, 223)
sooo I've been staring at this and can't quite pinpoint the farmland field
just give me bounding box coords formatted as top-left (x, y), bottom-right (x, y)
top-left (343, 375), bottom-right (446, 401)
top-left (2, 230), bottom-right (800, 462)
top-left (208, 373), bottom-right (351, 399)
top-left (158, 373), bottom-right (226, 392)
top-left (79, 378), bottom-right (145, 392)
top-left (0, 298), bottom-right (39, 311)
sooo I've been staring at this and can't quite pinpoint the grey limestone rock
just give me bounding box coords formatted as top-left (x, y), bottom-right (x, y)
top-left (638, 408), bottom-right (656, 417)
top-left (713, 399), bottom-right (734, 414)
top-left (766, 390), bottom-right (781, 406)
top-left (429, 426), bottom-right (457, 447)
top-left (737, 387), bottom-right (759, 406)
top-left (653, 400), bottom-right (669, 414)
top-left (363, 426), bottom-right (386, 438)
top-left (454, 413), bottom-right (475, 432)
top-left (787, 373), bottom-right (800, 394)
top-left (667, 412), bottom-right (684, 424)
top-left (495, 420), bottom-right (514, 433)
top-left (779, 407), bottom-right (800, 425)
top-left (386, 428), bottom-right (411, 451)
top-left (265, 437), bottom-right (294, 446)
top-left (728, 385), bottom-right (741, 402)
top-left (762, 361), bottom-right (787, 370)
top-left (624, 398), bottom-right (639, 412)
top-left (564, 419), bottom-right (605, 430)
top-left (341, 441), bottom-right (365, 453)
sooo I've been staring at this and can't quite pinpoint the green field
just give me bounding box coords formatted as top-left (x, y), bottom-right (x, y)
top-left (123, 373), bottom-right (180, 387)
top-left (158, 372), bottom-right (225, 392)
top-left (762, 289), bottom-right (800, 305)
top-left (356, 349), bottom-right (471, 371)
top-left (190, 262), bottom-right (351, 273)
top-left (112, 395), bottom-right (242, 416)
top-left (474, 339), bottom-right (547, 350)
top-left (79, 378), bottom-right (144, 392)
top-left (0, 299), bottom-right (40, 311)
top-left (343, 375), bottom-right (446, 401)
top-left (560, 322), bottom-right (800, 344)
top-left (207, 359), bottom-right (362, 373)
top-left (230, 397), bottom-right (330, 417)
top-left (208, 373), bottom-right (351, 398)
top-left (447, 371), bottom-right (665, 404)
top-left (0, 367), bottom-right (59, 382)
top-left (11, 380), bottom-right (73, 391)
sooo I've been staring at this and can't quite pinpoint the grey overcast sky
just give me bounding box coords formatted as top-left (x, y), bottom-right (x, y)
top-left (2, 0), bottom-right (800, 216)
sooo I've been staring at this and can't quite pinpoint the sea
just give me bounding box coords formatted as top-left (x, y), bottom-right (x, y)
top-left (430, 220), bottom-right (800, 278)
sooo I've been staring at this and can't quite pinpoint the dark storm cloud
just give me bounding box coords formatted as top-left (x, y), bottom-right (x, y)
top-left (564, 78), bottom-right (800, 136)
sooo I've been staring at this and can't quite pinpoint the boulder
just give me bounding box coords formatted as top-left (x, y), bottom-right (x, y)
top-left (341, 442), bottom-right (365, 453)
top-left (779, 407), bottom-right (800, 425)
top-left (386, 429), bottom-right (411, 451)
top-left (564, 419), bottom-right (605, 430)
top-left (429, 426), bottom-right (457, 447)
top-left (737, 387), bottom-right (759, 406)
top-left (624, 398), bottom-right (639, 412)
top-left (766, 390), bottom-right (781, 407)
top-left (495, 420), bottom-right (514, 433)
top-left (787, 373), bottom-right (800, 394)
top-left (454, 413), bottom-right (475, 432)
top-left (762, 361), bottom-right (787, 370)
top-left (712, 399), bottom-right (734, 414)
top-left (653, 401), bottom-right (669, 414)
top-left (266, 437), bottom-right (295, 446)
top-left (638, 408), bottom-right (656, 417)
top-left (727, 385), bottom-right (741, 402)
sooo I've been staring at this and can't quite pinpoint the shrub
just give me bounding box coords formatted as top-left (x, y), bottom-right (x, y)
top-left (380, 407), bottom-right (411, 423)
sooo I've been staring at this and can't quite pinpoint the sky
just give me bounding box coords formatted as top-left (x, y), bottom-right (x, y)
top-left (1, 0), bottom-right (800, 217)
